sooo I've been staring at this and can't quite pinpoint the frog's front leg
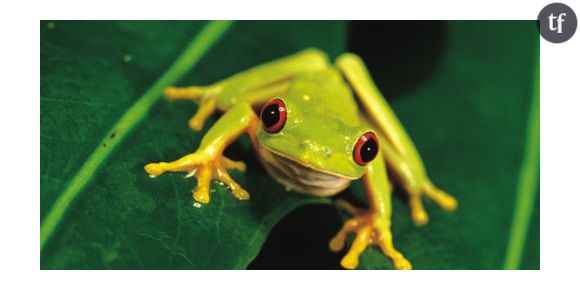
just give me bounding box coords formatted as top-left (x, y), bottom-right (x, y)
top-left (162, 48), bottom-right (329, 131)
top-left (330, 152), bottom-right (412, 270)
top-left (144, 103), bottom-right (258, 204)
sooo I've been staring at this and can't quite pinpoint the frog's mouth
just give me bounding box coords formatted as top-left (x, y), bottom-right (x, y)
top-left (255, 144), bottom-right (355, 197)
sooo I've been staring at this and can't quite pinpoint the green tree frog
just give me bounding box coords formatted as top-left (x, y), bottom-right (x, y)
top-left (144, 48), bottom-right (457, 270)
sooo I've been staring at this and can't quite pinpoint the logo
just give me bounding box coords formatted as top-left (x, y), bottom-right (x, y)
top-left (538, 3), bottom-right (577, 43)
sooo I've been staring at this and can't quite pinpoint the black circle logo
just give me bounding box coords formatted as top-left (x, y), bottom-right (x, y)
top-left (538, 3), bottom-right (577, 43)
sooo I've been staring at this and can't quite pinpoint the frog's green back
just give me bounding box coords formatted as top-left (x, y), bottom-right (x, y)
top-left (285, 68), bottom-right (361, 126)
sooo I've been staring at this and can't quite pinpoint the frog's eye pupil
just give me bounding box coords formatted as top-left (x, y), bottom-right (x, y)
top-left (260, 98), bottom-right (287, 133)
top-left (353, 132), bottom-right (379, 166)
top-left (262, 105), bottom-right (279, 127)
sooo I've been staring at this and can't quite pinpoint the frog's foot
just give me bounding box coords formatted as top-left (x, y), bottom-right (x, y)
top-left (330, 199), bottom-right (412, 270)
top-left (164, 85), bottom-right (221, 131)
top-left (408, 181), bottom-right (457, 226)
top-left (144, 151), bottom-right (248, 204)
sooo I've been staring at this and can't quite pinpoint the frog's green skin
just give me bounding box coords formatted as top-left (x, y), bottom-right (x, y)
top-left (144, 48), bottom-right (457, 270)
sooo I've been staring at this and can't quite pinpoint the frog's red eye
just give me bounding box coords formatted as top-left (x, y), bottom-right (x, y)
top-left (353, 132), bottom-right (379, 166)
top-left (260, 98), bottom-right (287, 133)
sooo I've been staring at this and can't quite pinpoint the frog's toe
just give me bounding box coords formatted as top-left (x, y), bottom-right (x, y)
top-left (222, 157), bottom-right (246, 172)
top-left (193, 188), bottom-right (210, 204)
top-left (217, 166), bottom-right (250, 200)
top-left (424, 182), bottom-right (457, 212)
top-left (392, 256), bottom-right (413, 270)
top-left (188, 115), bottom-right (207, 131)
top-left (232, 187), bottom-right (250, 200)
top-left (164, 85), bottom-right (205, 101)
top-left (329, 218), bottom-right (360, 252)
top-left (144, 162), bottom-right (167, 177)
top-left (193, 166), bottom-right (213, 204)
top-left (340, 254), bottom-right (359, 270)
top-left (187, 97), bottom-right (217, 131)
top-left (409, 196), bottom-right (430, 226)
top-left (329, 236), bottom-right (345, 253)
top-left (340, 226), bottom-right (372, 270)
top-left (411, 209), bottom-right (429, 226)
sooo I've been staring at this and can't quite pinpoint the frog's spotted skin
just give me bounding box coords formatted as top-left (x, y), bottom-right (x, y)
top-left (144, 48), bottom-right (457, 270)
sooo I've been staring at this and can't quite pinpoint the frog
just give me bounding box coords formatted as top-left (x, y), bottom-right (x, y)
top-left (144, 48), bottom-right (457, 270)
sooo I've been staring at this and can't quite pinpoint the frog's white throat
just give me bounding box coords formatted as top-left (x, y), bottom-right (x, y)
top-left (255, 144), bottom-right (354, 197)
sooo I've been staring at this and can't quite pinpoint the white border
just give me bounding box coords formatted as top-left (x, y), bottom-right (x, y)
top-left (540, 0), bottom-right (579, 276)
top-left (35, 0), bottom-right (547, 20)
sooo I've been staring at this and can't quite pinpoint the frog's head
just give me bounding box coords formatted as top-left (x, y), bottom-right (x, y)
top-left (255, 97), bottom-right (379, 196)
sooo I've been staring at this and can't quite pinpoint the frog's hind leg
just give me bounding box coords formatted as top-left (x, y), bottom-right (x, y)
top-left (336, 53), bottom-right (457, 226)
top-left (164, 85), bottom-right (219, 131)
top-left (374, 135), bottom-right (457, 225)
top-left (163, 48), bottom-right (330, 131)
top-left (164, 84), bottom-right (285, 131)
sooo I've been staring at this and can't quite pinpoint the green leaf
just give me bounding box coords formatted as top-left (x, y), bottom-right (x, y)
top-left (41, 20), bottom-right (539, 270)
top-left (41, 20), bottom-right (347, 269)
